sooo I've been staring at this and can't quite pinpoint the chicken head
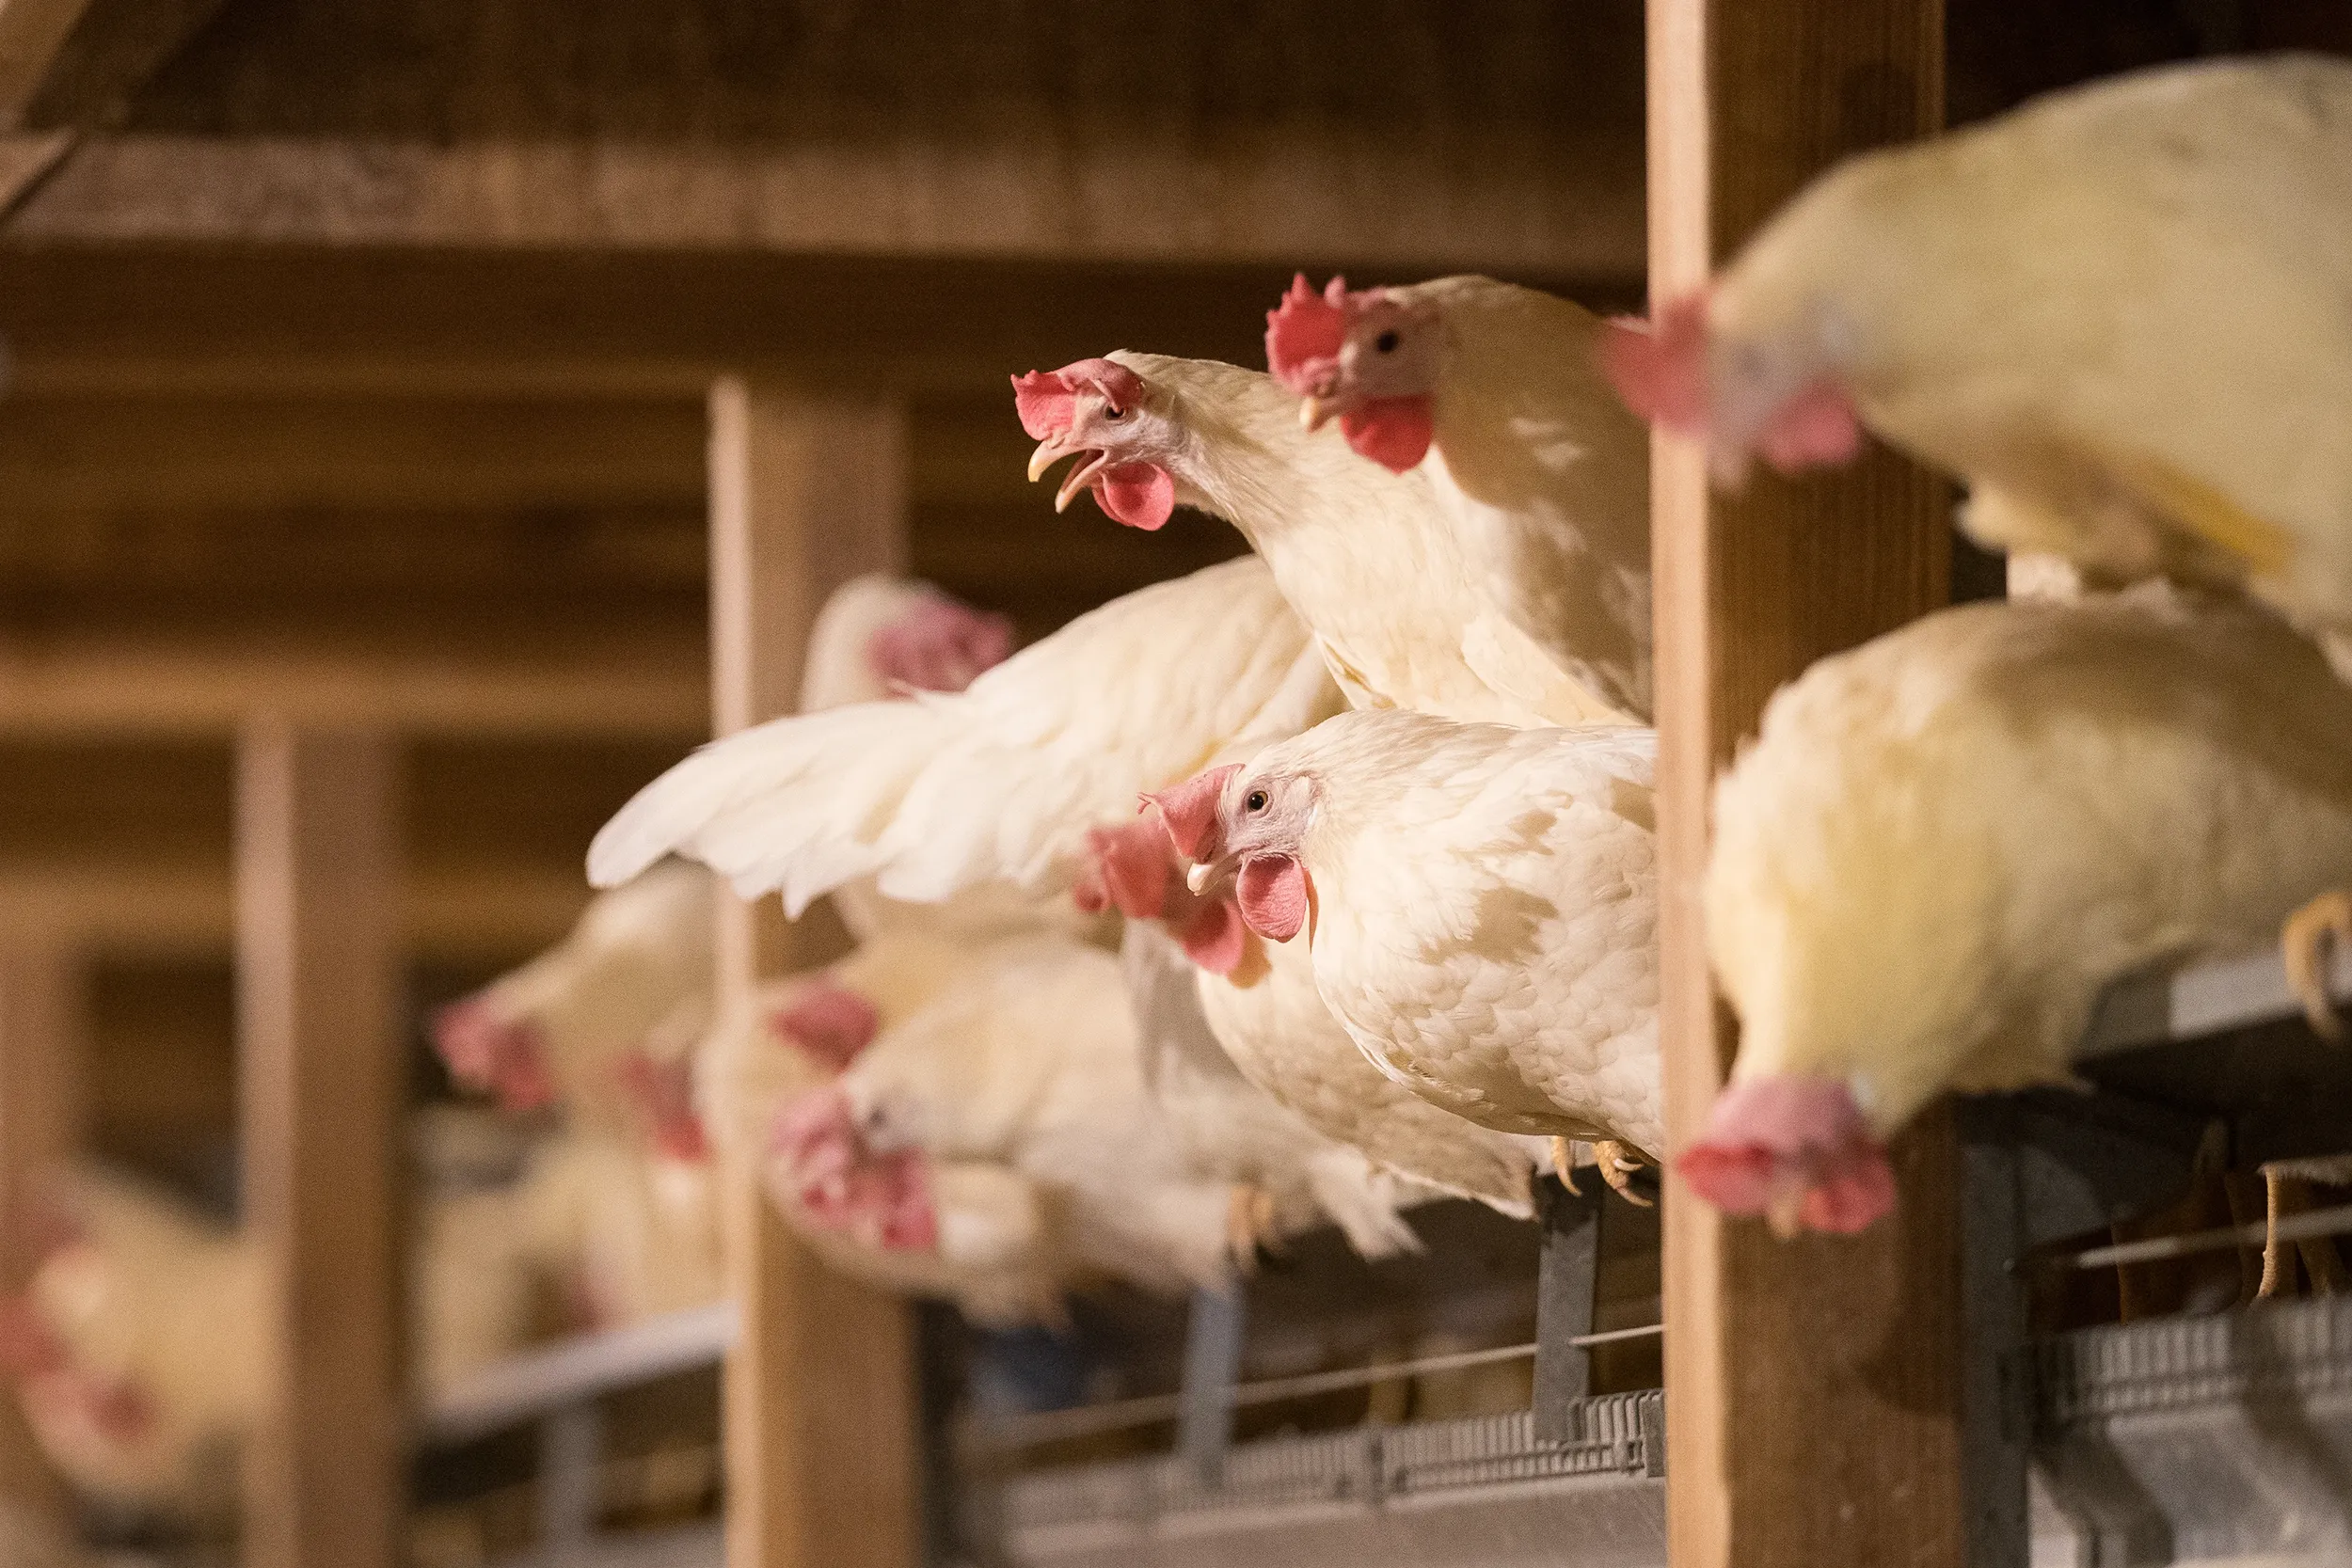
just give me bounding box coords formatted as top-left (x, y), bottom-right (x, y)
top-left (1152, 763), bottom-right (1316, 945)
top-left (432, 997), bottom-right (559, 1115)
top-left (1599, 290), bottom-right (1861, 486)
top-left (1013, 357), bottom-right (1181, 530)
top-left (1677, 1075), bottom-right (1896, 1237)
top-left (1264, 275), bottom-right (1441, 474)
top-left (769, 1085), bottom-right (939, 1252)
top-left (866, 591), bottom-right (1015, 695)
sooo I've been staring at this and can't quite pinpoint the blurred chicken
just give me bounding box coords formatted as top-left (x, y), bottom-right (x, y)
top-left (1121, 921), bottom-right (1429, 1259)
top-left (1688, 588), bottom-right (2352, 1235)
top-left (588, 555), bottom-right (1340, 914)
top-left (1158, 711), bottom-right (1662, 1191)
top-left (695, 928), bottom-right (1074, 1324)
top-left (1015, 354), bottom-right (1623, 726)
top-left (1081, 816), bottom-right (1542, 1216)
top-left (774, 937), bottom-right (1293, 1294)
top-left (443, 579), bottom-right (1025, 1131)
top-left (1264, 275), bottom-right (1652, 721)
top-left (1601, 55), bottom-right (2352, 638)
top-left (0, 1170), bottom-right (258, 1520)
top-left (433, 860), bottom-right (715, 1132)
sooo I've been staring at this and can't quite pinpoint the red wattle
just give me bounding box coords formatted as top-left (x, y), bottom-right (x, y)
top-left (1180, 898), bottom-right (1248, 976)
top-left (1094, 462), bottom-right (1176, 531)
top-left (1339, 398), bottom-right (1435, 473)
top-left (1235, 854), bottom-right (1310, 942)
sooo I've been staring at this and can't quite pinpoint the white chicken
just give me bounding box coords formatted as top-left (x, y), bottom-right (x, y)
top-left (1158, 710), bottom-right (1664, 1189)
top-left (1688, 587), bottom-right (2352, 1235)
top-left (1079, 814), bottom-right (1543, 1215)
top-left (1263, 274), bottom-right (1653, 721)
top-left (1599, 55), bottom-right (2352, 637)
top-left (771, 936), bottom-right (1274, 1294)
top-left (1015, 354), bottom-right (1625, 727)
top-left (0, 1169), bottom-right (258, 1520)
top-left (693, 928), bottom-right (1074, 1325)
top-left (587, 554), bottom-right (1340, 912)
top-left (440, 578), bottom-right (1025, 1134)
top-left (1120, 920), bottom-right (1429, 1259)
top-left (432, 859), bottom-right (715, 1139)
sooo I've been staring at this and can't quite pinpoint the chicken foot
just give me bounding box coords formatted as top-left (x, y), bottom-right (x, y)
top-left (2282, 890), bottom-right (2352, 1038)
top-left (1549, 1137), bottom-right (1653, 1205)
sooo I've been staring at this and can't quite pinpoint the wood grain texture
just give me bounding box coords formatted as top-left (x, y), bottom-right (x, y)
top-left (234, 725), bottom-right (401, 1568)
top-left (0, 942), bottom-right (84, 1518)
top-left (2, 0), bottom-right (1646, 273)
top-left (708, 379), bottom-right (916, 1568)
top-left (1648, 2), bottom-right (1961, 1565)
top-left (8, 126), bottom-right (1645, 277)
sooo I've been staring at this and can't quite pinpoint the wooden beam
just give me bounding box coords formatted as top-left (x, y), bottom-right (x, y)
top-left (0, 942), bottom-right (84, 1518)
top-left (0, 641), bottom-right (706, 737)
top-left (0, 247), bottom-right (1640, 406)
top-left (6, 127), bottom-right (1645, 279)
top-left (0, 862), bottom-right (590, 959)
top-left (235, 724), bottom-right (401, 1568)
top-left (709, 378), bottom-right (915, 1568)
top-left (0, 394), bottom-right (705, 511)
top-left (0, 0), bottom-right (93, 126)
top-left (1649, 4), bottom-right (1961, 1567)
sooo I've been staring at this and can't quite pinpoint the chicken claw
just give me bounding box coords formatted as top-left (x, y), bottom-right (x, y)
top-left (1592, 1141), bottom-right (1654, 1207)
top-left (1225, 1184), bottom-right (1279, 1273)
top-left (2282, 891), bottom-right (2352, 1039)
top-left (1549, 1137), bottom-right (1582, 1196)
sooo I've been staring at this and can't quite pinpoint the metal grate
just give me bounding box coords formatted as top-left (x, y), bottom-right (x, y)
top-left (2030, 1295), bottom-right (2352, 1431)
top-left (1006, 1393), bottom-right (1663, 1539)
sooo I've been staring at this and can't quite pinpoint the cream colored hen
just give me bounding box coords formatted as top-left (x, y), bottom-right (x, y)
top-left (1688, 588), bottom-right (2352, 1235)
top-left (1263, 274), bottom-right (1653, 721)
top-left (773, 936), bottom-right (1324, 1294)
top-left (1016, 353), bottom-right (1625, 726)
top-left (694, 928), bottom-right (1074, 1325)
top-left (1159, 711), bottom-right (1663, 1188)
top-left (0, 1170), bottom-right (258, 1520)
top-left (1080, 814), bottom-right (1543, 1216)
top-left (1602, 55), bottom-right (2352, 631)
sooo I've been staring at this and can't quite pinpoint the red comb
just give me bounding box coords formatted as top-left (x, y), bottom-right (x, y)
top-left (1597, 292), bottom-right (1712, 435)
top-left (1264, 275), bottom-right (1352, 393)
top-left (1145, 765), bottom-right (1240, 863)
top-left (1011, 357), bottom-right (1149, 438)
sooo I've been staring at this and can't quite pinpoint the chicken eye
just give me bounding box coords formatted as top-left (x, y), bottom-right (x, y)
top-left (1104, 405), bottom-right (1127, 420)
top-left (1375, 330), bottom-right (1401, 354)
top-left (1245, 789), bottom-right (1268, 813)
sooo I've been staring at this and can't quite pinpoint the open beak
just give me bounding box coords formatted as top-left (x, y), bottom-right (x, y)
top-left (1025, 436), bottom-right (1112, 513)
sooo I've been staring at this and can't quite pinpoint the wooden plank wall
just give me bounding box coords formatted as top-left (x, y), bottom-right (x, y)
top-left (1648, 3), bottom-right (1962, 1565)
top-left (234, 724), bottom-right (402, 1568)
top-left (707, 379), bottom-right (918, 1568)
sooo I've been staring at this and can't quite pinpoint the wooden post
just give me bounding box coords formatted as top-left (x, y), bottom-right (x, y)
top-left (708, 377), bottom-right (917, 1568)
top-left (235, 724), bottom-right (403, 1568)
top-left (0, 943), bottom-right (85, 1514)
top-left (1648, 3), bottom-right (1963, 1566)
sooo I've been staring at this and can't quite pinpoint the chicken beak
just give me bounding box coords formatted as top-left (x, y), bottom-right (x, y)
top-left (1764, 1188), bottom-right (1806, 1241)
top-left (1053, 451), bottom-right (1112, 515)
top-left (1185, 861), bottom-right (1214, 895)
top-left (1298, 395), bottom-right (1335, 432)
top-left (1026, 436), bottom-right (1073, 483)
